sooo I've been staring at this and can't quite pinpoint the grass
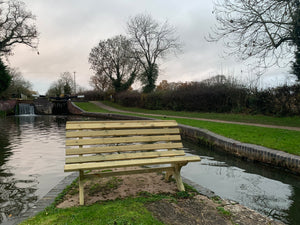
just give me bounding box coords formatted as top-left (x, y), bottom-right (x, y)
top-left (216, 206), bottom-right (232, 217)
top-left (20, 178), bottom-right (197, 225)
top-left (102, 100), bottom-right (300, 127)
top-left (21, 197), bottom-right (165, 225)
top-left (20, 174), bottom-right (170, 225)
top-left (74, 101), bottom-right (300, 156)
top-left (173, 117), bottom-right (300, 155)
top-left (74, 101), bottom-right (110, 113)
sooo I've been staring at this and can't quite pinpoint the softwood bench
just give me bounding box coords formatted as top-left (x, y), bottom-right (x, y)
top-left (64, 120), bottom-right (201, 205)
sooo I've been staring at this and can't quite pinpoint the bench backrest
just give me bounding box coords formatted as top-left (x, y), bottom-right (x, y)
top-left (65, 120), bottom-right (186, 165)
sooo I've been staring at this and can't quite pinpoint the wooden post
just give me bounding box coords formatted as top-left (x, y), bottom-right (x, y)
top-left (79, 136), bottom-right (84, 205)
top-left (79, 170), bottom-right (84, 205)
top-left (164, 170), bottom-right (173, 181)
top-left (173, 164), bottom-right (185, 191)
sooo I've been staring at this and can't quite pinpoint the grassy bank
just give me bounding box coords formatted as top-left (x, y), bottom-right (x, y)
top-left (74, 101), bottom-right (300, 156)
top-left (21, 197), bottom-right (165, 225)
top-left (74, 102), bottom-right (110, 113)
top-left (20, 177), bottom-right (197, 225)
top-left (103, 101), bottom-right (300, 127)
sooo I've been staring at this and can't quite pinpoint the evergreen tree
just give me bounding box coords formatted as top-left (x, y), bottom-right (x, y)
top-left (0, 60), bottom-right (11, 94)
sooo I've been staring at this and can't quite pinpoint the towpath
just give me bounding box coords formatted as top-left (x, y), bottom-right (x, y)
top-left (91, 101), bottom-right (300, 132)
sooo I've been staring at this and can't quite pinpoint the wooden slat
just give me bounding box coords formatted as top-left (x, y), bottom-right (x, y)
top-left (66, 120), bottom-right (178, 130)
top-left (64, 156), bottom-right (201, 172)
top-left (67, 120), bottom-right (166, 124)
top-left (66, 142), bottom-right (183, 155)
top-left (84, 166), bottom-right (174, 178)
top-left (65, 150), bottom-right (186, 164)
top-left (65, 135), bottom-right (181, 146)
top-left (67, 120), bottom-right (154, 124)
top-left (66, 128), bottom-right (180, 138)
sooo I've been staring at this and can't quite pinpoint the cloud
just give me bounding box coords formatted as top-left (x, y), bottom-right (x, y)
top-left (7, 0), bottom-right (292, 94)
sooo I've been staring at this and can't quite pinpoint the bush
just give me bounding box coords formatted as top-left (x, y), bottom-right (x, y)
top-left (158, 82), bottom-right (248, 113)
top-left (247, 84), bottom-right (300, 116)
top-left (141, 92), bottom-right (164, 110)
top-left (116, 91), bottom-right (141, 107)
top-left (77, 90), bottom-right (104, 101)
top-left (113, 82), bottom-right (300, 116)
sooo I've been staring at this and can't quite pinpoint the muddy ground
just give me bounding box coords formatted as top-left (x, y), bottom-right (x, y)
top-left (57, 169), bottom-right (283, 225)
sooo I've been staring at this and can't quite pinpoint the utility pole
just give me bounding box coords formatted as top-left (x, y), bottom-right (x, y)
top-left (73, 71), bottom-right (76, 94)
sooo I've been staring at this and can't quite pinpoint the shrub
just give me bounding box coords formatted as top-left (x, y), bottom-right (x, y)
top-left (113, 82), bottom-right (300, 116)
top-left (77, 90), bottom-right (104, 101)
top-left (141, 91), bottom-right (164, 110)
top-left (116, 91), bottom-right (141, 107)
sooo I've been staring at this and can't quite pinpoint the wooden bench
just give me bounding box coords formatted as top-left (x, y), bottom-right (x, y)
top-left (64, 120), bottom-right (201, 205)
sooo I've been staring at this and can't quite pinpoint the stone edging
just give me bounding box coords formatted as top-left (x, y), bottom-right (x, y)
top-left (3, 173), bottom-right (78, 225)
top-left (68, 101), bottom-right (300, 174)
top-left (179, 124), bottom-right (300, 174)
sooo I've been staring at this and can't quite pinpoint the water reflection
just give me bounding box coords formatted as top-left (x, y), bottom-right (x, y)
top-left (0, 115), bottom-right (87, 223)
top-left (182, 141), bottom-right (300, 225)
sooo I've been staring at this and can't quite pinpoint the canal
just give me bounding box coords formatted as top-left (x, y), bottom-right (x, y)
top-left (0, 115), bottom-right (299, 224)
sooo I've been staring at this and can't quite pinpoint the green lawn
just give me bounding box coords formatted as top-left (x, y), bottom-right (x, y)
top-left (103, 100), bottom-right (300, 127)
top-left (21, 197), bottom-right (165, 225)
top-left (172, 117), bottom-right (300, 155)
top-left (74, 101), bottom-right (300, 156)
top-left (74, 102), bottom-right (110, 113)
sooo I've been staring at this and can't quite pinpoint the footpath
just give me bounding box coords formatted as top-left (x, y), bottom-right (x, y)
top-left (91, 101), bottom-right (300, 131)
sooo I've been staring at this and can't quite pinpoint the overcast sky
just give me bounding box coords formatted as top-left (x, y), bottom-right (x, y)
top-left (8, 0), bottom-right (296, 95)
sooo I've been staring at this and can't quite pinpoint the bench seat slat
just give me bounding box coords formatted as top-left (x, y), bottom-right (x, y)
top-left (65, 135), bottom-right (181, 146)
top-left (66, 120), bottom-right (178, 130)
top-left (66, 128), bottom-right (180, 138)
top-left (64, 156), bottom-right (201, 172)
top-left (67, 120), bottom-right (159, 124)
top-left (66, 150), bottom-right (186, 164)
top-left (66, 142), bottom-right (184, 155)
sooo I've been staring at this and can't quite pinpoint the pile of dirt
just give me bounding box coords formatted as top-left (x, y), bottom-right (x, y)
top-left (57, 170), bottom-right (283, 225)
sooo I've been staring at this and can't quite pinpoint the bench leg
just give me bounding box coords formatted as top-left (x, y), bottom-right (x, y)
top-left (79, 170), bottom-right (85, 205)
top-left (165, 170), bottom-right (173, 181)
top-left (173, 164), bottom-right (185, 191)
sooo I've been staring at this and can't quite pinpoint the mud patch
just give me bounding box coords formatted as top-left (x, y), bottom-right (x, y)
top-left (57, 169), bottom-right (283, 225)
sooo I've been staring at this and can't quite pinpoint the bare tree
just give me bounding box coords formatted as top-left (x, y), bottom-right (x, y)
top-left (0, 0), bottom-right (38, 56)
top-left (46, 72), bottom-right (74, 97)
top-left (89, 35), bottom-right (139, 93)
top-left (201, 75), bottom-right (227, 85)
top-left (46, 81), bottom-right (62, 97)
top-left (1, 67), bottom-right (32, 97)
top-left (89, 71), bottom-right (112, 92)
top-left (127, 13), bottom-right (181, 93)
top-left (59, 72), bottom-right (74, 95)
top-left (209, 0), bottom-right (300, 79)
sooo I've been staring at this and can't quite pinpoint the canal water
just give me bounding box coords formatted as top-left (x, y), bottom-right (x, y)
top-left (0, 115), bottom-right (299, 224)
